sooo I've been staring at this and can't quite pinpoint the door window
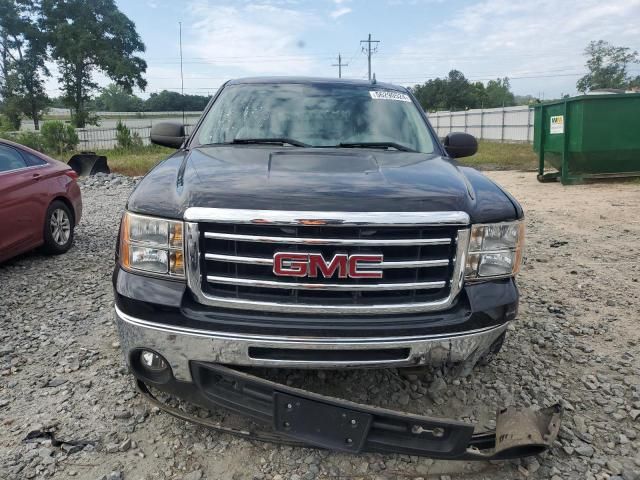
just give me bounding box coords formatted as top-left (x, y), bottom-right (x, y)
top-left (0, 145), bottom-right (28, 173)
top-left (24, 152), bottom-right (48, 167)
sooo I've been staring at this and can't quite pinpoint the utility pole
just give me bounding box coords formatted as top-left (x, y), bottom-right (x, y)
top-left (332, 53), bottom-right (348, 78)
top-left (360, 33), bottom-right (380, 82)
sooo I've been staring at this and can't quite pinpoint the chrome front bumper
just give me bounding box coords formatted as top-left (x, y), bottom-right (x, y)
top-left (115, 306), bottom-right (508, 382)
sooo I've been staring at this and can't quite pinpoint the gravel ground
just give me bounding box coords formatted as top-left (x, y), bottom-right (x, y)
top-left (1, 171), bottom-right (639, 480)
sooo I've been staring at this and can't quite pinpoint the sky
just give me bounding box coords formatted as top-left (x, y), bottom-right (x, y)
top-left (45, 0), bottom-right (640, 100)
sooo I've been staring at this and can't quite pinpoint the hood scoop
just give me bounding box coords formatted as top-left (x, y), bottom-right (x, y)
top-left (268, 151), bottom-right (379, 175)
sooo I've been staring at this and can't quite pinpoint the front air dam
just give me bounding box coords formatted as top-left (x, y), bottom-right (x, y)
top-left (135, 362), bottom-right (562, 460)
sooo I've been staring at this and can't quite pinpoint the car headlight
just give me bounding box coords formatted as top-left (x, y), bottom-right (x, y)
top-left (465, 220), bottom-right (524, 279)
top-left (119, 212), bottom-right (184, 278)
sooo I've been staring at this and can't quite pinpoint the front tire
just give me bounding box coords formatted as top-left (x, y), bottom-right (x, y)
top-left (43, 201), bottom-right (74, 255)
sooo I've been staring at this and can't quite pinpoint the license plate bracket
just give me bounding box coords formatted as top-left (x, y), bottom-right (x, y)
top-left (273, 392), bottom-right (372, 452)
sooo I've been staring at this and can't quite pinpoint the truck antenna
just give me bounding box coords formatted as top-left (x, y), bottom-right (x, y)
top-left (179, 21), bottom-right (185, 126)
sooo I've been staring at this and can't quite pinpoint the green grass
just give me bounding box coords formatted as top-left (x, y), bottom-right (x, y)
top-left (67, 141), bottom-right (538, 177)
top-left (459, 141), bottom-right (538, 171)
top-left (65, 145), bottom-right (175, 176)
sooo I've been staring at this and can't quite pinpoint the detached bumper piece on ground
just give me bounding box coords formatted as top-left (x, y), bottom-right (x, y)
top-left (67, 152), bottom-right (110, 176)
top-left (136, 363), bottom-right (562, 460)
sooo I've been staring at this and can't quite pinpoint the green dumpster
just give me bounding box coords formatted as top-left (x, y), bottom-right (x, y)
top-left (533, 93), bottom-right (640, 184)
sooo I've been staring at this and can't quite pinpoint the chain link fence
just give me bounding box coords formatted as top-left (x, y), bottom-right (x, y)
top-left (76, 124), bottom-right (196, 150)
top-left (9, 106), bottom-right (534, 150)
top-left (76, 106), bottom-right (534, 149)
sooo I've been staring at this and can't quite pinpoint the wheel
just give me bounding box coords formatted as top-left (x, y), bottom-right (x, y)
top-left (42, 200), bottom-right (75, 254)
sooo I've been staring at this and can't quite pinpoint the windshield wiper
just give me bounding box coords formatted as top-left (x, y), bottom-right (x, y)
top-left (230, 138), bottom-right (310, 147)
top-left (336, 142), bottom-right (416, 152)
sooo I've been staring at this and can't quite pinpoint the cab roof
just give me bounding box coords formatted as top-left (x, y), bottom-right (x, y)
top-left (226, 76), bottom-right (407, 92)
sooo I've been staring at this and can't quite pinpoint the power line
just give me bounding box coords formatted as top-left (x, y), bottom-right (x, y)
top-left (150, 55), bottom-right (336, 65)
top-left (341, 45), bottom-right (364, 78)
top-left (360, 33), bottom-right (380, 82)
top-left (386, 71), bottom-right (597, 85)
top-left (142, 65), bottom-right (589, 81)
top-left (142, 46), bottom-right (640, 63)
top-left (384, 65), bottom-right (588, 80)
top-left (143, 52), bottom-right (338, 61)
top-left (142, 49), bottom-right (585, 62)
top-left (43, 66), bottom-right (640, 94)
top-left (331, 53), bottom-right (348, 78)
top-left (345, 44), bottom-right (362, 65)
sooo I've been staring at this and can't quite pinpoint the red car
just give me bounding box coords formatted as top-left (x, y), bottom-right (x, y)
top-left (0, 139), bottom-right (82, 263)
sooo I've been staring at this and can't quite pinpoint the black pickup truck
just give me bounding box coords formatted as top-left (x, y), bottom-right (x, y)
top-left (113, 77), bottom-right (560, 459)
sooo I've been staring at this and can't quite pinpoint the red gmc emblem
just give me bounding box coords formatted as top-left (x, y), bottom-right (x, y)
top-left (273, 252), bottom-right (383, 279)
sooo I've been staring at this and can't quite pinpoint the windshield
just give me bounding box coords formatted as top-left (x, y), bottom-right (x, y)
top-left (195, 83), bottom-right (435, 153)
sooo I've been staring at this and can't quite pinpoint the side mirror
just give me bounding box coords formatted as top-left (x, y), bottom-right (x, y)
top-left (150, 122), bottom-right (186, 149)
top-left (443, 132), bottom-right (478, 158)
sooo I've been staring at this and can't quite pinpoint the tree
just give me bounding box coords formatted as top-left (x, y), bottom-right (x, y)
top-left (577, 40), bottom-right (640, 93)
top-left (484, 78), bottom-right (515, 107)
top-left (514, 94), bottom-right (539, 105)
top-left (411, 71), bottom-right (476, 111)
top-left (0, 72), bottom-right (22, 130)
top-left (48, 96), bottom-right (66, 108)
top-left (15, 45), bottom-right (50, 130)
top-left (411, 70), bottom-right (516, 111)
top-left (442, 70), bottom-right (477, 110)
top-left (14, 3), bottom-right (50, 130)
top-left (411, 77), bottom-right (447, 111)
top-left (144, 90), bottom-right (211, 112)
top-left (0, 0), bottom-right (25, 130)
top-left (40, 0), bottom-right (147, 127)
top-left (0, 0), bottom-right (50, 130)
top-left (40, 120), bottom-right (79, 154)
top-left (94, 84), bottom-right (143, 112)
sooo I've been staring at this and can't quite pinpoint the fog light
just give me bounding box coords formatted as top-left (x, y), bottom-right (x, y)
top-left (140, 350), bottom-right (168, 372)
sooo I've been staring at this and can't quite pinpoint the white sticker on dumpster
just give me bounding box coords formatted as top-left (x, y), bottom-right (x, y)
top-left (550, 115), bottom-right (564, 134)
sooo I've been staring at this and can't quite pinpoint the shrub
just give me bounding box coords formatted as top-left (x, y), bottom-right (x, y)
top-left (41, 121), bottom-right (79, 155)
top-left (116, 120), bottom-right (142, 149)
top-left (115, 120), bottom-right (131, 148)
top-left (131, 131), bottom-right (143, 148)
top-left (13, 131), bottom-right (47, 153)
top-left (71, 110), bottom-right (99, 128)
top-left (0, 115), bottom-right (17, 133)
top-left (0, 99), bottom-right (22, 130)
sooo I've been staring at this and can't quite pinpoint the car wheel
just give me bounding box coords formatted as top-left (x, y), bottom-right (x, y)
top-left (43, 201), bottom-right (75, 254)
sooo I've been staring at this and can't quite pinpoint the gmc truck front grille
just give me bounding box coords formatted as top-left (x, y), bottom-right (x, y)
top-left (184, 209), bottom-right (470, 315)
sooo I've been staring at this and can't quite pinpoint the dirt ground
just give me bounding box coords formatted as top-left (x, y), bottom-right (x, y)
top-left (490, 171), bottom-right (640, 358)
top-left (1, 171), bottom-right (639, 480)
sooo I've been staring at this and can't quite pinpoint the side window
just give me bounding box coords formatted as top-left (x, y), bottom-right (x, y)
top-left (24, 152), bottom-right (48, 167)
top-left (0, 145), bottom-right (28, 173)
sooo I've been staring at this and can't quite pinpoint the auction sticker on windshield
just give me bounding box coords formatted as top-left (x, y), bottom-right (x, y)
top-left (369, 90), bottom-right (412, 102)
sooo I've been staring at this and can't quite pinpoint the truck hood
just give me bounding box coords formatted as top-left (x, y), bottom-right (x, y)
top-left (127, 146), bottom-right (521, 223)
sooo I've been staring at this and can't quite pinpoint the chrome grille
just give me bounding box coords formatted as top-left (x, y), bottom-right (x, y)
top-left (184, 209), bottom-right (470, 315)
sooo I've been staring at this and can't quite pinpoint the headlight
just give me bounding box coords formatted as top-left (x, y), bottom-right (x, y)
top-left (465, 220), bottom-right (524, 279)
top-left (120, 212), bottom-right (184, 278)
